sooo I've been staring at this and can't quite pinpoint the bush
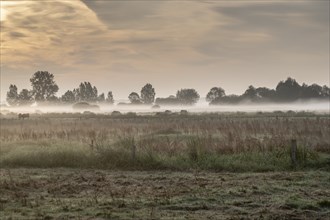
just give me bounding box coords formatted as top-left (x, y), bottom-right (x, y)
top-left (111, 111), bottom-right (122, 116)
top-left (180, 110), bottom-right (188, 115)
top-left (73, 102), bottom-right (100, 111)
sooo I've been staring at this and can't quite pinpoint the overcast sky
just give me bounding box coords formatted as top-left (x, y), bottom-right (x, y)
top-left (0, 0), bottom-right (329, 100)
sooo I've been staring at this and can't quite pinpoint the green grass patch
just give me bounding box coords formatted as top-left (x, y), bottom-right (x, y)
top-left (1, 139), bottom-right (328, 172)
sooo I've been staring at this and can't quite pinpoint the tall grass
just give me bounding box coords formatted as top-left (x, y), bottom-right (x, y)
top-left (0, 136), bottom-right (327, 171)
top-left (0, 112), bottom-right (329, 171)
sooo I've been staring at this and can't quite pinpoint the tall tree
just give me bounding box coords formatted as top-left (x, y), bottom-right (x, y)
top-left (176, 89), bottom-right (200, 105)
top-left (206, 87), bottom-right (225, 103)
top-left (75, 82), bottom-right (98, 102)
top-left (6, 84), bottom-right (18, 106)
top-left (141, 83), bottom-right (156, 104)
top-left (30, 71), bottom-right (59, 101)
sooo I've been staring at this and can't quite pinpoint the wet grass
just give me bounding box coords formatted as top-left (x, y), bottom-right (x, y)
top-left (0, 169), bottom-right (329, 219)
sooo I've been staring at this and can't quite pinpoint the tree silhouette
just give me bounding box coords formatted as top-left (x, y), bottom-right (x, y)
top-left (210, 94), bottom-right (242, 105)
top-left (61, 90), bottom-right (76, 103)
top-left (255, 87), bottom-right (276, 100)
top-left (6, 84), bottom-right (18, 106)
top-left (98, 93), bottom-right (105, 102)
top-left (128, 92), bottom-right (141, 104)
top-left (141, 83), bottom-right (156, 104)
top-left (5, 73), bottom-right (330, 106)
top-left (206, 87), bottom-right (225, 103)
top-left (321, 86), bottom-right (330, 98)
top-left (155, 95), bottom-right (181, 105)
top-left (176, 89), bottom-right (200, 105)
top-left (243, 85), bottom-right (258, 100)
top-left (301, 83), bottom-right (323, 99)
top-left (75, 82), bottom-right (98, 102)
top-left (30, 71), bottom-right (59, 101)
top-left (275, 77), bottom-right (301, 101)
top-left (47, 95), bottom-right (59, 103)
top-left (18, 89), bottom-right (34, 106)
top-left (106, 91), bottom-right (114, 104)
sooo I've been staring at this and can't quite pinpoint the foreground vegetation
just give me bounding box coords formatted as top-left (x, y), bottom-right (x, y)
top-left (0, 169), bottom-right (329, 219)
top-left (1, 112), bottom-right (329, 219)
top-left (1, 112), bottom-right (329, 172)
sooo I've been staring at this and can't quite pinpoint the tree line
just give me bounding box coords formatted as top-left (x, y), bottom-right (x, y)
top-left (5, 71), bottom-right (330, 106)
top-left (207, 77), bottom-right (329, 105)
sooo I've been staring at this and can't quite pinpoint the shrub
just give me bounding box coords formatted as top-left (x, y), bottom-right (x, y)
top-left (73, 102), bottom-right (100, 111)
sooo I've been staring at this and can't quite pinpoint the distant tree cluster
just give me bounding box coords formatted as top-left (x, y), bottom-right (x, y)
top-left (127, 83), bottom-right (156, 105)
top-left (5, 72), bottom-right (329, 107)
top-left (61, 82), bottom-right (112, 104)
top-left (155, 89), bottom-right (200, 106)
top-left (6, 71), bottom-right (114, 106)
top-left (209, 77), bottom-right (330, 105)
top-left (155, 95), bottom-right (182, 105)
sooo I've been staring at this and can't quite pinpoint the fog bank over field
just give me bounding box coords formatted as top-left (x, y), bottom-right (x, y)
top-left (1, 100), bottom-right (329, 114)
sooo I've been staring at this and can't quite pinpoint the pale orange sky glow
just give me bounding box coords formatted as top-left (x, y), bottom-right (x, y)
top-left (0, 0), bottom-right (329, 101)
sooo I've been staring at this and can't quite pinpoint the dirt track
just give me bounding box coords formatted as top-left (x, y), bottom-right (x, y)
top-left (0, 169), bottom-right (329, 219)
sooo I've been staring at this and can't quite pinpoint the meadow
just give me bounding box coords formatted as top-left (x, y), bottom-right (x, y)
top-left (0, 111), bottom-right (329, 219)
top-left (1, 111), bottom-right (329, 171)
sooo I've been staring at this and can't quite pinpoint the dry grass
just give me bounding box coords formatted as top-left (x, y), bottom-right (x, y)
top-left (0, 112), bottom-right (329, 171)
top-left (0, 112), bottom-right (329, 219)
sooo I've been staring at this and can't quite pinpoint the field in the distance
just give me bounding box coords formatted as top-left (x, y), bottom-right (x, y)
top-left (0, 111), bottom-right (329, 219)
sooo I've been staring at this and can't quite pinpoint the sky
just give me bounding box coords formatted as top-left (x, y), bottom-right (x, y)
top-left (0, 0), bottom-right (329, 101)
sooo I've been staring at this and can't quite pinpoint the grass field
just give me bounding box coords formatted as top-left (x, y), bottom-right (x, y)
top-left (1, 169), bottom-right (330, 219)
top-left (0, 111), bottom-right (329, 219)
top-left (1, 112), bottom-right (329, 171)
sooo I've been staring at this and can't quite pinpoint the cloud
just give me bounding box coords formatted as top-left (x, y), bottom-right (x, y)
top-left (210, 1), bottom-right (329, 52)
top-left (1, 0), bottom-right (108, 68)
top-left (80, 0), bottom-right (329, 67)
top-left (8, 31), bottom-right (26, 38)
top-left (82, 0), bottom-right (163, 30)
top-left (0, 0), bottom-right (328, 101)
